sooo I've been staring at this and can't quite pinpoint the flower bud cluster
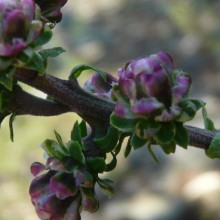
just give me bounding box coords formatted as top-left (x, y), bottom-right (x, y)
top-left (114, 52), bottom-right (191, 122)
top-left (29, 122), bottom-right (112, 220)
top-left (30, 157), bottom-right (98, 220)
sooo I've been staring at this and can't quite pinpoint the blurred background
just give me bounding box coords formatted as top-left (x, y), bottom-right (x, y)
top-left (1, 0), bottom-right (220, 219)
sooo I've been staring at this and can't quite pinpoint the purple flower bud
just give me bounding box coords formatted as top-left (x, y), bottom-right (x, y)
top-left (81, 188), bottom-right (99, 213)
top-left (84, 73), bottom-right (117, 100)
top-left (131, 97), bottom-right (164, 117)
top-left (0, 0), bottom-right (43, 57)
top-left (50, 173), bottom-right (77, 200)
top-left (34, 0), bottom-right (68, 23)
top-left (30, 162), bottom-right (46, 176)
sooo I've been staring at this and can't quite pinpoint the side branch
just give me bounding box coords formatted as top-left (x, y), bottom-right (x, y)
top-left (12, 86), bottom-right (70, 116)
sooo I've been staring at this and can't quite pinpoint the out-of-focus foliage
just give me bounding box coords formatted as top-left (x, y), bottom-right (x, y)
top-left (0, 0), bottom-right (220, 219)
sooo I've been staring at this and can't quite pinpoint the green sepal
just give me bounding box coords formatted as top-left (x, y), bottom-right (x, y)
top-left (86, 157), bottom-right (106, 173)
top-left (54, 130), bottom-right (68, 154)
top-left (174, 122), bottom-right (188, 149)
top-left (14, 48), bottom-right (34, 66)
top-left (41, 139), bottom-right (67, 159)
top-left (105, 153), bottom-right (117, 172)
top-left (25, 51), bottom-right (45, 74)
top-left (69, 64), bottom-right (108, 81)
top-left (131, 132), bottom-right (148, 150)
top-left (97, 178), bottom-right (115, 197)
top-left (94, 126), bottom-right (120, 152)
top-left (71, 121), bottom-right (82, 146)
top-left (67, 140), bottom-right (85, 164)
top-left (114, 134), bottom-right (127, 155)
top-left (124, 137), bottom-right (132, 158)
top-left (33, 25), bottom-right (53, 47)
top-left (159, 141), bottom-right (176, 154)
top-left (155, 122), bottom-right (175, 144)
top-left (110, 112), bottom-right (137, 133)
top-left (38, 47), bottom-right (66, 61)
top-left (205, 133), bottom-right (220, 159)
top-left (202, 107), bottom-right (215, 131)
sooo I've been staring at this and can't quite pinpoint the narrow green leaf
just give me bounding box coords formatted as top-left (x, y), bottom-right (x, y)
top-left (175, 122), bottom-right (189, 149)
top-left (67, 140), bottom-right (85, 164)
top-left (0, 67), bottom-right (15, 90)
top-left (9, 111), bottom-right (17, 142)
top-left (205, 133), bottom-right (220, 159)
top-left (54, 130), bottom-right (68, 154)
top-left (71, 121), bottom-right (82, 145)
top-left (97, 178), bottom-right (115, 197)
top-left (147, 144), bottom-right (159, 164)
top-left (131, 132), bottom-right (148, 150)
top-left (202, 107), bottom-right (215, 131)
top-left (79, 120), bottom-right (87, 138)
top-left (86, 157), bottom-right (106, 173)
top-left (25, 52), bottom-right (45, 74)
top-left (38, 47), bottom-right (66, 60)
top-left (33, 25), bottom-right (53, 47)
top-left (159, 141), bottom-right (176, 154)
top-left (124, 137), bottom-right (132, 157)
top-left (41, 139), bottom-right (65, 159)
top-left (178, 99), bottom-right (204, 122)
top-left (94, 126), bottom-right (120, 152)
top-left (155, 122), bottom-right (175, 144)
top-left (69, 64), bottom-right (108, 81)
top-left (105, 153), bottom-right (117, 172)
top-left (110, 113), bottom-right (137, 133)
top-left (114, 134), bottom-right (127, 155)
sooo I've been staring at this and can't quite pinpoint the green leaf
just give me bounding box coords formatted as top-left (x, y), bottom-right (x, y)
top-left (124, 137), bottom-right (132, 157)
top-left (71, 121), bottom-right (82, 145)
top-left (38, 47), bottom-right (66, 61)
top-left (147, 144), bottom-right (159, 164)
top-left (178, 99), bottom-right (204, 122)
top-left (131, 132), bottom-right (148, 150)
top-left (0, 57), bottom-right (12, 71)
top-left (33, 25), bottom-right (53, 47)
top-left (175, 122), bottom-right (189, 149)
top-left (67, 140), bottom-right (85, 164)
top-left (202, 107), bottom-right (215, 131)
top-left (86, 157), bottom-right (106, 173)
top-left (0, 89), bottom-right (12, 112)
top-left (159, 141), bottom-right (176, 154)
top-left (79, 120), bottom-right (87, 138)
top-left (155, 122), bottom-right (175, 144)
top-left (54, 130), bottom-right (68, 154)
top-left (69, 64), bottom-right (108, 81)
top-left (114, 134), bottom-right (126, 155)
top-left (110, 113), bottom-right (137, 133)
top-left (105, 153), bottom-right (117, 172)
top-left (94, 126), bottom-right (120, 152)
top-left (205, 133), bottom-right (220, 159)
top-left (41, 139), bottom-right (66, 159)
top-left (9, 111), bottom-right (17, 142)
top-left (25, 52), bottom-right (45, 74)
top-left (0, 67), bottom-right (15, 90)
top-left (97, 178), bottom-right (115, 197)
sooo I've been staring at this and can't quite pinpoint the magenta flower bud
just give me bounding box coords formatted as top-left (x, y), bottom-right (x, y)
top-left (84, 72), bottom-right (117, 100)
top-left (35, 0), bottom-right (68, 23)
top-left (81, 188), bottom-right (99, 213)
top-left (30, 162), bottom-right (46, 176)
top-left (0, 0), bottom-right (43, 57)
